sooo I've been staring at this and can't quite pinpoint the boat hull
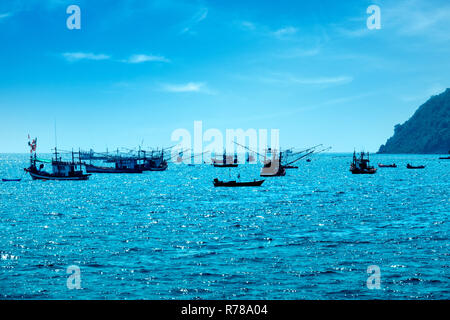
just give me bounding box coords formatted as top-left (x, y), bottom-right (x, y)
top-left (378, 164), bottom-right (397, 168)
top-left (213, 179), bottom-right (264, 187)
top-left (350, 168), bottom-right (377, 174)
top-left (406, 165), bottom-right (425, 169)
top-left (25, 169), bottom-right (91, 181)
top-left (85, 164), bottom-right (142, 174)
top-left (213, 164), bottom-right (238, 168)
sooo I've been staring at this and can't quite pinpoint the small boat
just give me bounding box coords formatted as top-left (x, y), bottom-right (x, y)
top-left (284, 165), bottom-right (298, 169)
top-left (378, 163), bottom-right (397, 168)
top-left (306, 159), bottom-right (312, 162)
top-left (439, 156), bottom-right (450, 160)
top-left (2, 178), bottom-right (22, 182)
top-left (350, 151), bottom-right (377, 174)
top-left (213, 178), bottom-right (264, 187)
top-left (406, 164), bottom-right (425, 169)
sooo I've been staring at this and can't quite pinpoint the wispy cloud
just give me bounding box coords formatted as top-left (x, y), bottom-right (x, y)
top-left (271, 26), bottom-right (299, 38)
top-left (239, 21), bottom-right (256, 31)
top-left (62, 52), bottom-right (110, 62)
top-left (385, 0), bottom-right (450, 41)
top-left (161, 82), bottom-right (212, 93)
top-left (258, 73), bottom-right (353, 86)
top-left (275, 47), bottom-right (321, 59)
top-left (400, 84), bottom-right (447, 102)
top-left (237, 20), bottom-right (299, 40)
top-left (122, 54), bottom-right (169, 64)
top-left (0, 12), bottom-right (12, 20)
top-left (181, 7), bottom-right (208, 34)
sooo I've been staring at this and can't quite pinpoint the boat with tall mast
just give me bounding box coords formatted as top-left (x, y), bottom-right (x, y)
top-left (24, 138), bottom-right (91, 181)
top-left (212, 151), bottom-right (238, 168)
top-left (350, 151), bottom-right (377, 174)
top-left (260, 149), bottom-right (286, 177)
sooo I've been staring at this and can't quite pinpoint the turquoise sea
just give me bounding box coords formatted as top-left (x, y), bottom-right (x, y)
top-left (0, 153), bottom-right (448, 299)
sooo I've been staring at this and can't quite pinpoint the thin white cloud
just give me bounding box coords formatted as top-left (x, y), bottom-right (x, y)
top-left (0, 12), bottom-right (12, 20)
top-left (62, 52), bottom-right (110, 62)
top-left (272, 26), bottom-right (299, 38)
top-left (275, 47), bottom-right (320, 59)
top-left (240, 21), bottom-right (256, 31)
top-left (123, 54), bottom-right (169, 64)
top-left (181, 7), bottom-right (208, 34)
top-left (258, 73), bottom-right (353, 86)
top-left (161, 82), bottom-right (211, 93)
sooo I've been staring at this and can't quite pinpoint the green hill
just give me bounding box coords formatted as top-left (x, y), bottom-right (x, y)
top-left (378, 88), bottom-right (450, 154)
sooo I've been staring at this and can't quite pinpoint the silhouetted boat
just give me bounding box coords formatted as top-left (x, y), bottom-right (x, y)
top-left (439, 156), bottom-right (450, 160)
top-left (212, 152), bottom-right (238, 168)
top-left (350, 151), bottom-right (377, 174)
top-left (378, 163), bottom-right (397, 168)
top-left (406, 164), bottom-right (425, 169)
top-left (85, 163), bottom-right (142, 173)
top-left (25, 147), bottom-right (91, 181)
top-left (213, 178), bottom-right (264, 187)
top-left (137, 149), bottom-right (168, 171)
top-left (260, 150), bottom-right (286, 177)
top-left (284, 165), bottom-right (298, 169)
top-left (2, 178), bottom-right (22, 182)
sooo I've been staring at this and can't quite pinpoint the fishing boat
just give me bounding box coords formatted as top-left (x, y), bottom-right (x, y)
top-left (378, 163), bottom-right (397, 168)
top-left (212, 152), bottom-right (238, 168)
top-left (406, 164), bottom-right (425, 169)
top-left (85, 163), bottom-right (142, 173)
top-left (25, 145), bottom-right (91, 181)
top-left (439, 156), bottom-right (450, 160)
top-left (213, 178), bottom-right (264, 187)
top-left (2, 178), bottom-right (22, 182)
top-left (284, 165), bottom-right (298, 169)
top-left (260, 150), bottom-right (286, 177)
top-left (350, 151), bottom-right (377, 174)
top-left (138, 150), bottom-right (168, 171)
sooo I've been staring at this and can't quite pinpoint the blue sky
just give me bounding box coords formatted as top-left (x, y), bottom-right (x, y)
top-left (0, 0), bottom-right (449, 152)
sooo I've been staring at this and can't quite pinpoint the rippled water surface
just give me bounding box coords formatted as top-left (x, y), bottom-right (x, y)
top-left (0, 153), bottom-right (449, 299)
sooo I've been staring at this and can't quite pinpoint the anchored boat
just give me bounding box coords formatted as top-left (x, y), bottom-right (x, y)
top-left (350, 151), bottom-right (377, 174)
top-left (213, 178), bottom-right (264, 187)
top-left (212, 152), bottom-right (238, 168)
top-left (406, 164), bottom-right (425, 169)
top-left (378, 163), bottom-right (397, 168)
top-left (260, 150), bottom-right (286, 177)
top-left (24, 143), bottom-right (91, 181)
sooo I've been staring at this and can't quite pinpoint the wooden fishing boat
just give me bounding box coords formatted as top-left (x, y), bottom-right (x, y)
top-left (260, 150), bottom-right (286, 177)
top-left (212, 153), bottom-right (238, 168)
top-left (350, 151), bottom-right (377, 174)
top-left (25, 151), bottom-right (91, 181)
top-left (85, 163), bottom-right (142, 173)
top-left (378, 163), bottom-right (397, 168)
top-left (406, 164), bottom-right (425, 169)
top-left (137, 149), bottom-right (168, 171)
top-left (213, 178), bottom-right (264, 187)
